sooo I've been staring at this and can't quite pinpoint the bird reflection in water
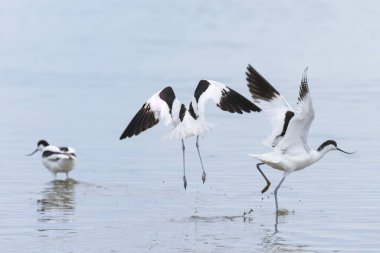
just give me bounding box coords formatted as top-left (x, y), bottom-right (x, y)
top-left (37, 179), bottom-right (77, 224)
top-left (261, 228), bottom-right (315, 253)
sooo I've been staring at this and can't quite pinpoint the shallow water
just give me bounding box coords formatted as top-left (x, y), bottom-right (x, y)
top-left (1, 1), bottom-right (380, 252)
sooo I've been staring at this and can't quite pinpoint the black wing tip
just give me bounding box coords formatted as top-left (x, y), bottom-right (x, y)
top-left (245, 64), bottom-right (265, 81)
top-left (245, 64), bottom-right (257, 80)
top-left (218, 87), bottom-right (261, 113)
top-left (119, 128), bottom-right (133, 140)
top-left (119, 103), bottom-right (159, 140)
top-left (245, 64), bottom-right (280, 101)
top-left (246, 64), bottom-right (255, 74)
top-left (302, 67), bottom-right (308, 83)
top-left (298, 67), bottom-right (310, 102)
top-left (119, 134), bottom-right (128, 140)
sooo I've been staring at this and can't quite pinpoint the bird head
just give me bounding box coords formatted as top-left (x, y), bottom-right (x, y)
top-left (317, 140), bottom-right (356, 154)
top-left (27, 139), bottom-right (49, 156)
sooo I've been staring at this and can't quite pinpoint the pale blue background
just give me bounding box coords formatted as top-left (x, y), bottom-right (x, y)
top-left (0, 1), bottom-right (379, 252)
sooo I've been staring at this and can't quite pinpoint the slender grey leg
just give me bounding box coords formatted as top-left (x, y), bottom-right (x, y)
top-left (182, 139), bottom-right (187, 190)
top-left (196, 136), bottom-right (206, 183)
top-left (274, 174), bottom-right (287, 225)
top-left (256, 163), bottom-right (271, 193)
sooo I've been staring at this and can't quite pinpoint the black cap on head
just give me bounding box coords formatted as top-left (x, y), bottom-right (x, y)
top-left (37, 140), bottom-right (49, 147)
top-left (317, 139), bottom-right (356, 154)
top-left (317, 140), bottom-right (337, 151)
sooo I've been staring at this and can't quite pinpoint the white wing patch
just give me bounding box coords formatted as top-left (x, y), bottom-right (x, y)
top-left (275, 68), bottom-right (314, 154)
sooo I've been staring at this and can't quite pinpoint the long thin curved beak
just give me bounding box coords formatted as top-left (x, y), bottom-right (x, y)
top-left (26, 149), bottom-right (38, 156)
top-left (337, 148), bottom-right (356, 154)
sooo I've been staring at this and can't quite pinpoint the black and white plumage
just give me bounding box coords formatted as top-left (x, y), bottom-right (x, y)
top-left (246, 64), bottom-right (297, 148)
top-left (27, 140), bottom-right (76, 179)
top-left (246, 65), bottom-right (355, 224)
top-left (120, 79), bottom-right (261, 189)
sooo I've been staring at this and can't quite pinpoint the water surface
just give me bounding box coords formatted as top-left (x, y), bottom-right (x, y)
top-left (0, 1), bottom-right (379, 252)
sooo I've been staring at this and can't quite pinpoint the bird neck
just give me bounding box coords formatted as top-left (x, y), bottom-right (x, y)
top-left (311, 146), bottom-right (332, 163)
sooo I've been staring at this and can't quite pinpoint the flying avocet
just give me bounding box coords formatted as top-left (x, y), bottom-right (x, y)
top-left (27, 140), bottom-right (76, 180)
top-left (120, 80), bottom-right (261, 189)
top-left (246, 65), bottom-right (355, 221)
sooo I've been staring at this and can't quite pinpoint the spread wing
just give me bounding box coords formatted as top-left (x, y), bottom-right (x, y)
top-left (275, 68), bottom-right (315, 154)
top-left (246, 64), bottom-right (294, 147)
top-left (120, 86), bottom-right (182, 139)
top-left (193, 79), bottom-right (261, 117)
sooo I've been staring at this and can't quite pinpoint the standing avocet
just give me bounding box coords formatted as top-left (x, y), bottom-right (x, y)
top-left (246, 65), bottom-right (355, 221)
top-left (120, 80), bottom-right (261, 189)
top-left (27, 140), bottom-right (76, 180)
